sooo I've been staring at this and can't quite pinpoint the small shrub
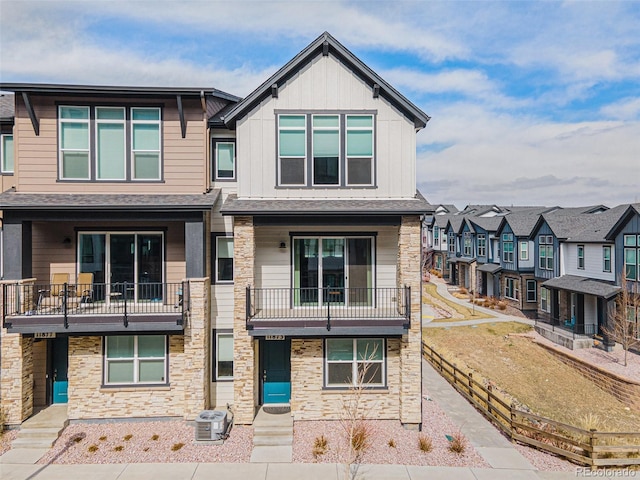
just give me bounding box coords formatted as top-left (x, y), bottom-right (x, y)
top-left (151, 434), bottom-right (160, 441)
top-left (312, 435), bottom-right (328, 459)
top-left (123, 434), bottom-right (133, 441)
top-left (88, 444), bottom-right (99, 453)
top-left (577, 413), bottom-right (603, 432)
top-left (418, 434), bottom-right (432, 452)
top-left (171, 442), bottom-right (184, 451)
top-left (113, 445), bottom-right (124, 452)
top-left (459, 287), bottom-right (468, 295)
top-left (99, 435), bottom-right (107, 441)
top-left (497, 301), bottom-right (507, 310)
top-left (448, 431), bottom-right (466, 454)
top-left (387, 438), bottom-right (396, 448)
top-left (351, 423), bottom-right (371, 453)
top-left (72, 435), bottom-right (83, 443)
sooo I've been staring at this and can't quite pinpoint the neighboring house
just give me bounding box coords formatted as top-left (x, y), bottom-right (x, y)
top-left (421, 204), bottom-right (458, 277)
top-left (0, 93), bottom-right (15, 278)
top-left (444, 215), bottom-right (464, 285)
top-left (469, 216), bottom-right (502, 298)
top-left (0, 32), bottom-right (431, 430)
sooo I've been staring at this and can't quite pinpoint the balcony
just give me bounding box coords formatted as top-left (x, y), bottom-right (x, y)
top-left (2, 280), bottom-right (188, 334)
top-left (246, 286), bottom-right (410, 336)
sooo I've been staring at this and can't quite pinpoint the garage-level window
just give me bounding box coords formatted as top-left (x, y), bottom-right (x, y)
top-left (104, 335), bottom-right (167, 385)
top-left (213, 330), bottom-right (234, 381)
top-left (325, 338), bottom-right (385, 387)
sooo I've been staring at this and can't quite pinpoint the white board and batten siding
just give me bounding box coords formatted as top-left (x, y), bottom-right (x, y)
top-left (235, 54), bottom-right (417, 200)
top-left (562, 242), bottom-right (615, 282)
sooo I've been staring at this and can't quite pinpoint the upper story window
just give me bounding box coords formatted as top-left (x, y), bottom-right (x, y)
top-left (448, 232), bottom-right (455, 253)
top-left (215, 236), bottom-right (234, 283)
top-left (502, 233), bottom-right (514, 263)
top-left (434, 227), bottom-right (440, 246)
top-left (58, 106), bottom-right (161, 182)
top-left (539, 235), bottom-right (554, 270)
top-left (603, 245), bottom-right (612, 273)
top-left (519, 241), bottom-right (529, 261)
top-left (477, 234), bottom-right (486, 257)
top-left (1, 134), bottom-right (14, 174)
top-left (463, 233), bottom-right (472, 256)
top-left (277, 112), bottom-right (374, 188)
top-left (577, 245), bottom-right (585, 270)
top-left (624, 235), bottom-right (639, 281)
top-left (212, 139), bottom-right (236, 181)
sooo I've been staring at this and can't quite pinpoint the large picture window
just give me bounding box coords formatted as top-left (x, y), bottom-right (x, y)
top-left (104, 335), bottom-right (167, 385)
top-left (277, 112), bottom-right (374, 187)
top-left (59, 106), bottom-right (162, 181)
top-left (325, 338), bottom-right (385, 387)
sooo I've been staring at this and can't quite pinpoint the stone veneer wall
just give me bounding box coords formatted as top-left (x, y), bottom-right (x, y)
top-left (536, 341), bottom-right (640, 411)
top-left (67, 278), bottom-right (210, 421)
top-left (397, 216), bottom-right (422, 428)
top-left (233, 216), bottom-right (256, 424)
top-left (290, 338), bottom-right (400, 420)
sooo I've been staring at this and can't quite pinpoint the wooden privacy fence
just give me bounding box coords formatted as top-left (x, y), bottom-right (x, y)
top-left (422, 341), bottom-right (640, 468)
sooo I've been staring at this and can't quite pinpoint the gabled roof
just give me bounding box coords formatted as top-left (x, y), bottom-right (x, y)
top-left (435, 204), bottom-right (459, 215)
top-left (567, 204), bottom-right (629, 243)
top-left (496, 207), bottom-right (553, 238)
top-left (542, 275), bottom-right (620, 299)
top-left (469, 216), bottom-right (503, 233)
top-left (605, 203), bottom-right (640, 241)
top-left (446, 216), bottom-right (464, 233)
top-left (533, 207), bottom-right (611, 240)
top-left (222, 32), bottom-right (430, 129)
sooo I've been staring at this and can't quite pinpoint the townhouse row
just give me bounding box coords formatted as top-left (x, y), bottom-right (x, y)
top-left (0, 33), bottom-right (430, 428)
top-left (423, 203), bottom-right (640, 349)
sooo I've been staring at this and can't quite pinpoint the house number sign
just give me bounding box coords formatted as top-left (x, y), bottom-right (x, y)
top-left (34, 332), bottom-right (56, 339)
top-left (265, 335), bottom-right (285, 340)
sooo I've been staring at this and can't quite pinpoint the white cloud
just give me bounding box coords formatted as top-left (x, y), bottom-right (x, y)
top-left (600, 98), bottom-right (640, 121)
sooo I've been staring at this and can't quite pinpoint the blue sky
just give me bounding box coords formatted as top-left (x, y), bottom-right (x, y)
top-left (1, 0), bottom-right (639, 208)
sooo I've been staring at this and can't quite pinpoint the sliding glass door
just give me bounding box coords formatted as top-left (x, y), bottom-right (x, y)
top-left (78, 232), bottom-right (164, 302)
top-left (293, 236), bottom-right (373, 307)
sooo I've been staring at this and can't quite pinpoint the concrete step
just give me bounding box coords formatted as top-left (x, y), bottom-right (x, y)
top-left (11, 437), bottom-right (58, 449)
top-left (252, 435), bottom-right (293, 446)
top-left (253, 426), bottom-right (294, 436)
top-left (16, 427), bottom-right (65, 439)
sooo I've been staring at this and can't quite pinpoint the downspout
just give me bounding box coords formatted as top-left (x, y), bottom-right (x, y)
top-left (201, 91), bottom-right (210, 193)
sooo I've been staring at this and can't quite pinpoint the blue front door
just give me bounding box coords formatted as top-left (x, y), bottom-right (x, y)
top-left (51, 336), bottom-right (68, 404)
top-left (262, 338), bottom-right (291, 404)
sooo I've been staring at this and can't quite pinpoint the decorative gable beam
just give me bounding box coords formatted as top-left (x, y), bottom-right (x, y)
top-left (322, 40), bottom-right (329, 56)
top-left (21, 92), bottom-right (39, 136)
top-left (271, 84), bottom-right (278, 98)
top-left (176, 95), bottom-right (186, 138)
top-left (372, 83), bottom-right (380, 98)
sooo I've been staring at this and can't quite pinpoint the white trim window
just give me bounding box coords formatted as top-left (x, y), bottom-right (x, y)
top-left (312, 114), bottom-right (340, 185)
top-left (519, 241), bottom-right (529, 261)
top-left (502, 234), bottom-right (514, 263)
top-left (577, 245), bottom-right (585, 270)
top-left (448, 232), bottom-right (455, 253)
top-left (131, 107), bottom-right (161, 180)
top-left (434, 227), bottom-right (440, 247)
top-left (505, 277), bottom-right (518, 300)
top-left (539, 235), bottom-right (554, 270)
top-left (59, 106), bottom-right (91, 179)
top-left (216, 236), bottom-right (234, 283)
top-left (526, 280), bottom-right (536, 302)
top-left (325, 338), bottom-right (385, 387)
top-left (624, 235), bottom-right (639, 281)
top-left (104, 335), bottom-right (167, 385)
top-left (1, 134), bottom-right (14, 174)
top-left (463, 232), bottom-right (472, 256)
top-left (603, 245), bottom-right (612, 273)
top-left (540, 287), bottom-right (550, 313)
top-left (477, 234), bottom-right (486, 257)
top-left (213, 330), bottom-right (234, 381)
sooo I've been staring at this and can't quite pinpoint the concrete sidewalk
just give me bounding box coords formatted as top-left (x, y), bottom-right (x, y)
top-left (0, 461), bottom-right (582, 479)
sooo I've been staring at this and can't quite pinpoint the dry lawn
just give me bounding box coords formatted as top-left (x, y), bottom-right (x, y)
top-left (423, 322), bottom-right (640, 431)
top-left (423, 283), bottom-right (493, 322)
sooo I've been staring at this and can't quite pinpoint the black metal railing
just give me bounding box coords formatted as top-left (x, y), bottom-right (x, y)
top-left (246, 286), bottom-right (410, 329)
top-left (535, 316), bottom-right (596, 337)
top-left (2, 281), bottom-right (187, 325)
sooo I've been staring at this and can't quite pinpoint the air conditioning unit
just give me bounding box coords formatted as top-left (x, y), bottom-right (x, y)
top-left (195, 410), bottom-right (228, 441)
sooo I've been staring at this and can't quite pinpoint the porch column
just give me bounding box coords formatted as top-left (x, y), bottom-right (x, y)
top-left (397, 215), bottom-right (422, 429)
top-left (233, 216), bottom-right (256, 424)
top-left (0, 328), bottom-right (33, 427)
top-left (3, 219), bottom-right (32, 280)
top-left (183, 277), bottom-right (211, 419)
